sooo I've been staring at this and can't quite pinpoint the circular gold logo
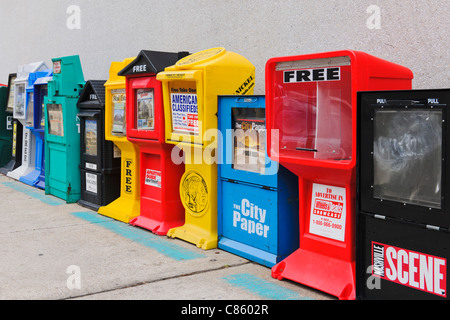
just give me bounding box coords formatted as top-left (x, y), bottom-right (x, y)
top-left (180, 171), bottom-right (209, 217)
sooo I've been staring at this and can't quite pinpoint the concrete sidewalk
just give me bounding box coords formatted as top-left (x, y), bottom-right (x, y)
top-left (0, 174), bottom-right (334, 301)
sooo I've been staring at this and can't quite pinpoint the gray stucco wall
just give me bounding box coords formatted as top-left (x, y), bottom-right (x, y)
top-left (0, 0), bottom-right (448, 93)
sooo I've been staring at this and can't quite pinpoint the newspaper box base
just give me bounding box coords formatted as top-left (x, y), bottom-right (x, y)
top-left (272, 248), bottom-right (355, 300)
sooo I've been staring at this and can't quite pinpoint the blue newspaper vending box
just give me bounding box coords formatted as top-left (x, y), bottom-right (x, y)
top-left (218, 95), bottom-right (299, 267)
top-left (20, 69), bottom-right (52, 187)
top-left (30, 73), bottom-right (52, 189)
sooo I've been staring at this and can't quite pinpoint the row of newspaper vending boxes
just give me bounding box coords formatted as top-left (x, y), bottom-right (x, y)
top-left (0, 47), bottom-right (448, 300)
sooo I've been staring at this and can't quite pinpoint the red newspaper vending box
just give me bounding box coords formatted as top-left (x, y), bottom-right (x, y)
top-left (118, 50), bottom-right (189, 235)
top-left (266, 50), bottom-right (413, 300)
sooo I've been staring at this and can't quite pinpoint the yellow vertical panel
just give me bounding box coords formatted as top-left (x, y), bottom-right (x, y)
top-left (98, 57), bottom-right (141, 223)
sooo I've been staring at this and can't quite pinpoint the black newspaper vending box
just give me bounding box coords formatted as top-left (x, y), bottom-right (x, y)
top-left (357, 89), bottom-right (450, 300)
top-left (0, 74), bottom-right (23, 175)
top-left (77, 80), bottom-right (121, 211)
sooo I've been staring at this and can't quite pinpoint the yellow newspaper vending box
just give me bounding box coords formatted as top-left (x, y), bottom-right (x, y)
top-left (98, 57), bottom-right (139, 223)
top-left (157, 47), bottom-right (255, 249)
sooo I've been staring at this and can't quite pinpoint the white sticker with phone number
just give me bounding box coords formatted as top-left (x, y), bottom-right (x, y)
top-left (309, 183), bottom-right (346, 241)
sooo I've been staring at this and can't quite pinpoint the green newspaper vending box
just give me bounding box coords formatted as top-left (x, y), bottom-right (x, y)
top-left (44, 55), bottom-right (85, 203)
top-left (0, 81), bottom-right (11, 167)
top-left (0, 74), bottom-right (21, 175)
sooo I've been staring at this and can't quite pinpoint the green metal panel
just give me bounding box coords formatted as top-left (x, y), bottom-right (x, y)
top-left (0, 86), bottom-right (12, 167)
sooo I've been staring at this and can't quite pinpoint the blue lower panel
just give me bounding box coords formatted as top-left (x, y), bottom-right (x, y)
top-left (219, 237), bottom-right (277, 267)
top-left (19, 169), bottom-right (40, 186)
top-left (35, 174), bottom-right (45, 190)
top-left (219, 180), bottom-right (279, 266)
